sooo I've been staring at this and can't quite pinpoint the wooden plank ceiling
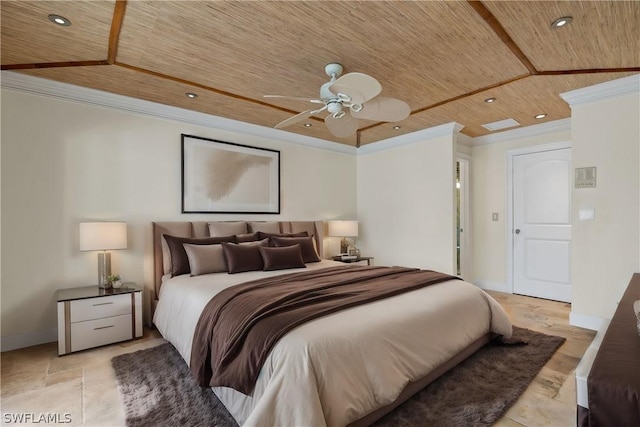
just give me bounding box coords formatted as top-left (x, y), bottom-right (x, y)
top-left (2, 1), bottom-right (638, 147)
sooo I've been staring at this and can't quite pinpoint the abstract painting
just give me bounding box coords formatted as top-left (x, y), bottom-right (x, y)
top-left (181, 134), bottom-right (280, 213)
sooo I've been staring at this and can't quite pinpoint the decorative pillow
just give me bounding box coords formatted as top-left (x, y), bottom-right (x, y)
top-left (257, 231), bottom-right (309, 242)
top-left (259, 245), bottom-right (306, 271)
top-left (208, 221), bottom-right (248, 237)
top-left (247, 221), bottom-right (281, 234)
top-left (240, 238), bottom-right (269, 246)
top-left (235, 232), bottom-right (260, 243)
top-left (163, 234), bottom-right (236, 276)
top-left (222, 240), bottom-right (269, 274)
top-left (270, 236), bottom-right (321, 263)
top-left (161, 236), bottom-right (172, 275)
top-left (183, 243), bottom-right (227, 276)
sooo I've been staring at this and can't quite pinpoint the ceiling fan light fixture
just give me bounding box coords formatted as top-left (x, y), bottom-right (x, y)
top-left (535, 113), bottom-right (547, 119)
top-left (484, 97), bottom-right (496, 103)
top-left (551, 16), bottom-right (573, 28)
top-left (185, 92), bottom-right (198, 98)
top-left (48, 14), bottom-right (71, 26)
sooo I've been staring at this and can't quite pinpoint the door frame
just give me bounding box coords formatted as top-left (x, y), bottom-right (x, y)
top-left (506, 141), bottom-right (571, 294)
top-left (457, 154), bottom-right (471, 279)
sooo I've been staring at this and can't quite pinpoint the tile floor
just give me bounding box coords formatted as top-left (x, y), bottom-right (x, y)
top-left (1, 291), bottom-right (595, 426)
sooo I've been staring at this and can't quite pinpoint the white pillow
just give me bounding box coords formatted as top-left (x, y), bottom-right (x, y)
top-left (183, 243), bottom-right (227, 276)
top-left (247, 221), bottom-right (281, 234)
top-left (161, 236), bottom-right (171, 275)
top-left (208, 221), bottom-right (247, 237)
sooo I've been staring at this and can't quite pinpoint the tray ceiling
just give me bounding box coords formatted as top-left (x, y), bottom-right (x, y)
top-left (2, 1), bottom-right (638, 146)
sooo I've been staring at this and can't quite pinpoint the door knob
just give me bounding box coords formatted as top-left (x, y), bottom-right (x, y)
top-left (515, 229), bottom-right (521, 234)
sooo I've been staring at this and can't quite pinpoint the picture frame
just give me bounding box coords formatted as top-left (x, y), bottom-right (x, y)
top-left (181, 134), bottom-right (280, 214)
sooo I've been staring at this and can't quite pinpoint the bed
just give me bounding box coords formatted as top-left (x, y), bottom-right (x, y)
top-left (151, 221), bottom-right (512, 426)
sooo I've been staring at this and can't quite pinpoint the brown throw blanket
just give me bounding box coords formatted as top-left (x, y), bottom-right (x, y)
top-left (190, 265), bottom-right (459, 394)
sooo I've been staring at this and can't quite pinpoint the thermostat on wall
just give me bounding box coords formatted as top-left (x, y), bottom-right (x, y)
top-left (575, 167), bottom-right (596, 188)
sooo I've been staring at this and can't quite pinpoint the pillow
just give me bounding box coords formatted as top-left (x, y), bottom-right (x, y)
top-left (257, 231), bottom-right (309, 242)
top-left (247, 221), bottom-right (281, 234)
top-left (270, 236), bottom-right (321, 263)
top-left (161, 236), bottom-right (172, 275)
top-left (259, 245), bottom-right (306, 271)
top-left (222, 240), bottom-right (269, 274)
top-left (163, 234), bottom-right (236, 276)
top-left (235, 232), bottom-right (260, 243)
top-left (184, 243), bottom-right (227, 276)
top-left (208, 221), bottom-right (247, 237)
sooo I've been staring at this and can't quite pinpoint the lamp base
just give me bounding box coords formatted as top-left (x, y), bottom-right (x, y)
top-left (97, 252), bottom-right (112, 288)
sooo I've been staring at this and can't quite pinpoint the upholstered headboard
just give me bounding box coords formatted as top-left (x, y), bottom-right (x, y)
top-left (151, 220), bottom-right (324, 309)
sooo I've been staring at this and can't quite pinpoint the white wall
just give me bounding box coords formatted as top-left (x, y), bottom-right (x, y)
top-left (470, 126), bottom-right (571, 290)
top-left (564, 76), bottom-right (640, 323)
top-left (1, 88), bottom-right (357, 349)
top-left (357, 128), bottom-right (457, 273)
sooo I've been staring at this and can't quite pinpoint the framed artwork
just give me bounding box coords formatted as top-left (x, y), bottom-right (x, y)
top-left (181, 134), bottom-right (280, 214)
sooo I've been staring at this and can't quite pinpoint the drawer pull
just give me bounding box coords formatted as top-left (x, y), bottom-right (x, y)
top-left (94, 325), bottom-right (114, 330)
top-left (92, 302), bottom-right (113, 306)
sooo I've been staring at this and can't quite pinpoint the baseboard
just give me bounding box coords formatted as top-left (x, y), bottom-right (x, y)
top-left (569, 311), bottom-right (604, 331)
top-left (473, 280), bottom-right (510, 293)
top-left (1, 328), bottom-right (57, 352)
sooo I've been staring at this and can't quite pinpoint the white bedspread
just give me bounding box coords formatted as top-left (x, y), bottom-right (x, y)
top-left (153, 260), bottom-right (512, 426)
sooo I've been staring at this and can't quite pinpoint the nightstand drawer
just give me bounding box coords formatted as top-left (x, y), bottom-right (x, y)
top-left (70, 293), bottom-right (131, 322)
top-left (70, 314), bottom-right (132, 352)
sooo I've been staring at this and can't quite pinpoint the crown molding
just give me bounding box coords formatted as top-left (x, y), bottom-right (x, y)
top-left (357, 122), bottom-right (464, 155)
top-left (471, 118), bottom-right (571, 146)
top-left (560, 73), bottom-right (640, 106)
top-left (0, 71), bottom-right (357, 155)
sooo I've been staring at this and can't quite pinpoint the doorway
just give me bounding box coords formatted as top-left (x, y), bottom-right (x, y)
top-left (509, 145), bottom-right (572, 302)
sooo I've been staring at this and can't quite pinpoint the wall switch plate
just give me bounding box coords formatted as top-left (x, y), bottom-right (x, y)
top-left (579, 208), bottom-right (595, 221)
top-left (492, 212), bottom-right (499, 221)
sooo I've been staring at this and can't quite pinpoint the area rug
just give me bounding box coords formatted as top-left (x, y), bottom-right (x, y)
top-left (111, 326), bottom-right (564, 427)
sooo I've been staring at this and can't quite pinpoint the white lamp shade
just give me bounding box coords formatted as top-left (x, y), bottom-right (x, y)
top-left (328, 220), bottom-right (358, 237)
top-left (79, 222), bottom-right (127, 251)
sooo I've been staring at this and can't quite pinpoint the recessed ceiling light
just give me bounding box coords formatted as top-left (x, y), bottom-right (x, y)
top-left (551, 16), bottom-right (572, 28)
top-left (185, 92), bottom-right (197, 98)
top-left (303, 123), bottom-right (312, 127)
top-left (393, 125), bottom-right (401, 130)
top-left (535, 113), bottom-right (547, 119)
top-left (48, 14), bottom-right (71, 26)
top-left (484, 97), bottom-right (496, 103)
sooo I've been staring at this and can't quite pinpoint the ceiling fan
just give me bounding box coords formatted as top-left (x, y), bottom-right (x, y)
top-left (265, 63), bottom-right (411, 138)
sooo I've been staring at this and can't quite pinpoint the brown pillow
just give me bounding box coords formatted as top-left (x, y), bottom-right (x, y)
top-left (270, 236), bottom-right (321, 263)
top-left (258, 231), bottom-right (309, 243)
top-left (259, 245), bottom-right (306, 271)
top-left (235, 232), bottom-right (260, 243)
top-left (222, 240), bottom-right (269, 274)
top-left (163, 234), bottom-right (236, 276)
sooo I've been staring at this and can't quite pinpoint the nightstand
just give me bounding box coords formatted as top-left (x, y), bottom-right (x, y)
top-left (332, 256), bottom-right (375, 266)
top-left (56, 283), bottom-right (143, 356)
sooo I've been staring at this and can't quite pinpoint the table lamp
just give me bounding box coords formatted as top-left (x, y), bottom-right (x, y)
top-left (79, 222), bottom-right (127, 288)
top-left (328, 220), bottom-right (358, 254)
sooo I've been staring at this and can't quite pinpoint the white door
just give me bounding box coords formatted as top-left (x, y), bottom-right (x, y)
top-left (513, 148), bottom-right (571, 302)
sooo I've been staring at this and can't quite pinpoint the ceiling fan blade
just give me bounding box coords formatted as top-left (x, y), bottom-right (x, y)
top-left (274, 105), bottom-right (327, 129)
top-left (328, 73), bottom-right (382, 104)
top-left (324, 113), bottom-right (360, 137)
top-left (351, 97), bottom-right (411, 122)
top-left (264, 95), bottom-right (324, 104)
